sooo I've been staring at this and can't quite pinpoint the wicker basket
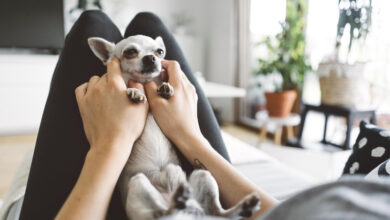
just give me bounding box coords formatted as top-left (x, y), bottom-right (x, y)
top-left (318, 62), bottom-right (370, 107)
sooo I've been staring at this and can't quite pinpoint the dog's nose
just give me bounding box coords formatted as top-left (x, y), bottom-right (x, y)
top-left (142, 55), bottom-right (156, 66)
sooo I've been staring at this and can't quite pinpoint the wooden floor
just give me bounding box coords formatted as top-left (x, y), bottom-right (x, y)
top-left (221, 123), bottom-right (259, 146)
top-left (0, 134), bottom-right (36, 198)
top-left (0, 124), bottom-right (258, 198)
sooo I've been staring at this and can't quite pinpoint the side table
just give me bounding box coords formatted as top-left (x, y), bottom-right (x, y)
top-left (297, 104), bottom-right (376, 150)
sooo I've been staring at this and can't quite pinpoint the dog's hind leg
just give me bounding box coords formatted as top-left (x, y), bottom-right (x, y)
top-left (125, 173), bottom-right (168, 220)
top-left (188, 170), bottom-right (261, 219)
top-left (149, 163), bottom-right (186, 194)
top-left (153, 164), bottom-right (204, 216)
top-left (165, 182), bottom-right (205, 216)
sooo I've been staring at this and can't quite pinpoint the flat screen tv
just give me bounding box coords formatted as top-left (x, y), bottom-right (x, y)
top-left (0, 0), bottom-right (64, 51)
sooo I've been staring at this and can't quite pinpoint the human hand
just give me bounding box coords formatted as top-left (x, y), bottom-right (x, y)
top-left (75, 57), bottom-right (149, 156)
top-left (145, 60), bottom-right (201, 145)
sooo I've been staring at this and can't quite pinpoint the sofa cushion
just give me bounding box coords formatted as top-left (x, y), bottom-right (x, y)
top-left (343, 121), bottom-right (390, 175)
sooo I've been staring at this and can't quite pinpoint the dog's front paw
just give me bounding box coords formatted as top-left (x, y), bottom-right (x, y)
top-left (127, 88), bottom-right (147, 103)
top-left (157, 82), bottom-right (174, 99)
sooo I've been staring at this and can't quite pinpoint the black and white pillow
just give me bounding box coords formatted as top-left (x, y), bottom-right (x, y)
top-left (366, 158), bottom-right (390, 179)
top-left (343, 121), bottom-right (390, 175)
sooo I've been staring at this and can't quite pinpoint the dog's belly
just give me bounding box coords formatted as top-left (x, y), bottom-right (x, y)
top-left (119, 113), bottom-right (182, 196)
top-left (127, 113), bottom-right (179, 172)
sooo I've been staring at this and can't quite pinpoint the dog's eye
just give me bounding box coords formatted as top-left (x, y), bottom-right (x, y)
top-left (156, 49), bottom-right (165, 56)
top-left (123, 48), bottom-right (138, 58)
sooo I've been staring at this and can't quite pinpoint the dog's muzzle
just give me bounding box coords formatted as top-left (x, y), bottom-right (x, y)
top-left (141, 55), bottom-right (158, 74)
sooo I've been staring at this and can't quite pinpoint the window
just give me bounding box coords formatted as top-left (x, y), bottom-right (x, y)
top-left (238, 0), bottom-right (390, 128)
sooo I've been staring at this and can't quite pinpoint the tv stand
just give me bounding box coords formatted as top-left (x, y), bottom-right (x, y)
top-left (48, 49), bottom-right (62, 55)
top-left (0, 48), bottom-right (61, 55)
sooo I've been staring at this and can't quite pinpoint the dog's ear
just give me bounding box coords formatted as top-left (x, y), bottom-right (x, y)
top-left (88, 37), bottom-right (115, 64)
top-left (155, 36), bottom-right (165, 54)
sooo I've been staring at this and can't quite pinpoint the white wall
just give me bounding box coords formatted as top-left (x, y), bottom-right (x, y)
top-left (203, 0), bottom-right (237, 122)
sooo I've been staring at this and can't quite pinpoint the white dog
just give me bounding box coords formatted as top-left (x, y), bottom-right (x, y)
top-left (88, 35), bottom-right (260, 220)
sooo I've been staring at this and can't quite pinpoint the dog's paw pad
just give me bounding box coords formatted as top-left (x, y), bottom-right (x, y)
top-left (173, 183), bottom-right (191, 210)
top-left (239, 194), bottom-right (261, 218)
top-left (127, 88), bottom-right (147, 103)
top-left (157, 82), bottom-right (174, 99)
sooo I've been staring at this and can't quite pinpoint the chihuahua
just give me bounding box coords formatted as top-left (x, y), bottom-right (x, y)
top-left (88, 35), bottom-right (260, 220)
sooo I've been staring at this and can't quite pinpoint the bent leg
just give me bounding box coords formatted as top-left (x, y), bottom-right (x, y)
top-left (125, 173), bottom-right (168, 219)
top-left (20, 10), bottom-right (126, 220)
top-left (189, 170), bottom-right (261, 218)
top-left (124, 12), bottom-right (231, 172)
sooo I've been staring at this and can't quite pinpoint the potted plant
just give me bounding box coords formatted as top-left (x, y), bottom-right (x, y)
top-left (254, 0), bottom-right (312, 117)
top-left (318, 0), bottom-right (372, 107)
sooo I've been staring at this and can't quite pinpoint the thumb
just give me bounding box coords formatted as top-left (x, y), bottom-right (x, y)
top-left (144, 81), bottom-right (159, 100)
top-left (161, 60), bottom-right (181, 87)
top-left (107, 57), bottom-right (123, 81)
top-left (128, 80), bottom-right (145, 93)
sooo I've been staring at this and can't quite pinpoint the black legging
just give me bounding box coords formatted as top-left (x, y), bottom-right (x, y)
top-left (19, 10), bottom-right (230, 220)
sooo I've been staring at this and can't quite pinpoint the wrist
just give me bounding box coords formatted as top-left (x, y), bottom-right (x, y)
top-left (88, 137), bottom-right (135, 164)
top-left (86, 148), bottom-right (127, 170)
top-left (173, 130), bottom-right (207, 151)
top-left (91, 132), bottom-right (136, 147)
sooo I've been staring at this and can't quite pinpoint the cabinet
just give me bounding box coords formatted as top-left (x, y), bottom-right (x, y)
top-left (0, 54), bottom-right (58, 135)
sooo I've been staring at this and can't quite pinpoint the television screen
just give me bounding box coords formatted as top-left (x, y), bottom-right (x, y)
top-left (0, 0), bottom-right (64, 50)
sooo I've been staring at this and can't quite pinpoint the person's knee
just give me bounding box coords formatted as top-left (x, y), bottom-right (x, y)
top-left (77, 10), bottom-right (108, 25)
top-left (65, 10), bottom-right (111, 43)
top-left (132, 12), bottom-right (163, 25)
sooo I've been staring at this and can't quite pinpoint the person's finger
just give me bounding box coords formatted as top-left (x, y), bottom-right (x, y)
top-left (144, 81), bottom-right (159, 100)
top-left (161, 60), bottom-right (182, 86)
top-left (179, 72), bottom-right (196, 94)
top-left (98, 73), bottom-right (108, 83)
top-left (181, 72), bottom-right (192, 85)
top-left (106, 57), bottom-right (127, 89)
top-left (107, 57), bottom-right (121, 77)
top-left (75, 82), bottom-right (88, 102)
top-left (128, 80), bottom-right (145, 93)
top-left (88, 75), bottom-right (100, 85)
top-left (107, 57), bottom-right (124, 79)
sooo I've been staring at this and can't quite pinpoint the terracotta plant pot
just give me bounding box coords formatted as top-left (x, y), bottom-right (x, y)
top-left (265, 90), bottom-right (297, 118)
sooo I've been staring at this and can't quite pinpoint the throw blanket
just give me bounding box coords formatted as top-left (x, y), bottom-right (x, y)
top-left (258, 177), bottom-right (390, 220)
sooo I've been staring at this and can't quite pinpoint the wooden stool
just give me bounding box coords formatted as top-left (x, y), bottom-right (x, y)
top-left (256, 111), bottom-right (301, 145)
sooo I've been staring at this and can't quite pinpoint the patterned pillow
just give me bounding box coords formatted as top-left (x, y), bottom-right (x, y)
top-left (365, 158), bottom-right (390, 179)
top-left (343, 121), bottom-right (390, 175)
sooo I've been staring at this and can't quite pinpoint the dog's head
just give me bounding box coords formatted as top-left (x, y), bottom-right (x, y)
top-left (88, 35), bottom-right (166, 83)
